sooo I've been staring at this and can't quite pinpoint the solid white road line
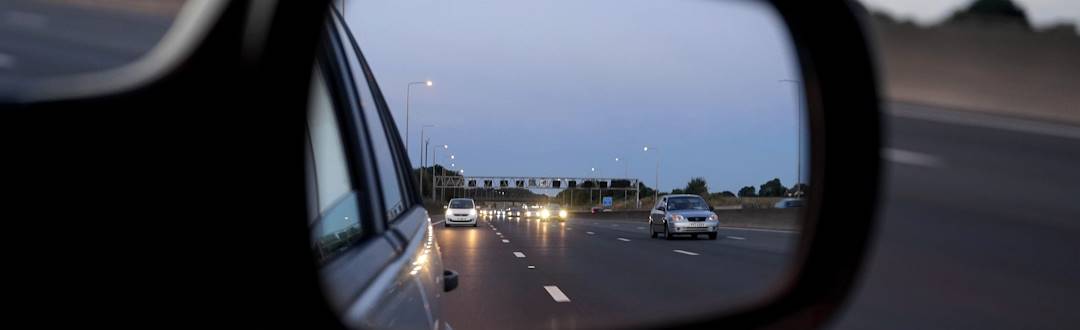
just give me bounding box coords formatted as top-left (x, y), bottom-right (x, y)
top-left (882, 148), bottom-right (944, 167)
top-left (543, 286), bottom-right (571, 302)
top-left (673, 250), bottom-right (699, 256)
top-left (502, 239), bottom-right (510, 243)
top-left (3, 11), bottom-right (48, 29)
top-left (617, 238), bottom-right (631, 242)
top-left (726, 236), bottom-right (746, 240)
top-left (586, 232), bottom-right (595, 235)
top-left (514, 252), bottom-right (526, 258)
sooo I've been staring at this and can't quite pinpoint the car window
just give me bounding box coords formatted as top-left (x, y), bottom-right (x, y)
top-left (308, 70), bottom-right (352, 213)
top-left (449, 199), bottom-right (473, 208)
top-left (334, 20), bottom-right (409, 222)
top-left (667, 196), bottom-right (710, 210)
top-left (307, 69), bottom-right (363, 263)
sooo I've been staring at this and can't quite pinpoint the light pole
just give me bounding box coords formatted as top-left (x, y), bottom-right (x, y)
top-left (615, 157), bottom-right (628, 208)
top-left (780, 79), bottom-right (802, 195)
top-left (420, 125), bottom-right (435, 198)
top-left (405, 80), bottom-right (433, 163)
top-left (644, 146), bottom-right (660, 202)
top-left (432, 144), bottom-right (448, 200)
top-left (591, 167), bottom-right (602, 207)
top-left (420, 124), bottom-right (436, 168)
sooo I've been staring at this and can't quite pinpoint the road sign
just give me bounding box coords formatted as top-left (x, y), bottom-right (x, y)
top-left (602, 196), bottom-right (613, 207)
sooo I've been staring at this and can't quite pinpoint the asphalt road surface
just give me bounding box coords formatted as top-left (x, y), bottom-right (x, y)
top-left (432, 214), bottom-right (800, 329)
top-left (0, 0), bottom-right (174, 91)
top-left (432, 102), bottom-right (1080, 330)
top-left (828, 102), bottom-right (1080, 330)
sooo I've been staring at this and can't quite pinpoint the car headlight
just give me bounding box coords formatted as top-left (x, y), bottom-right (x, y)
top-left (559, 210), bottom-right (568, 218)
top-left (541, 209), bottom-right (551, 218)
top-left (526, 211), bottom-right (532, 217)
top-left (469, 209), bottom-right (477, 216)
top-left (445, 209), bottom-right (452, 217)
top-left (708, 214), bottom-right (718, 221)
top-left (669, 214), bottom-right (686, 222)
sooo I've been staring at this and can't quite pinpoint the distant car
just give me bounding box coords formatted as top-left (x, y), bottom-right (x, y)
top-left (524, 205), bottom-right (541, 218)
top-left (539, 203), bottom-right (568, 220)
top-left (774, 198), bottom-right (804, 208)
top-left (445, 198), bottom-right (478, 227)
top-left (649, 194), bottom-right (720, 240)
top-left (591, 206), bottom-right (602, 213)
top-left (506, 207), bottom-right (524, 218)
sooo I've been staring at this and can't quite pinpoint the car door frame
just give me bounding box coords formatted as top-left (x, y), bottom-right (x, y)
top-left (325, 7), bottom-right (448, 329)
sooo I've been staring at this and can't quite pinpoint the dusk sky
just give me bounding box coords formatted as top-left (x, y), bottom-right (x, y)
top-left (342, 0), bottom-right (806, 194)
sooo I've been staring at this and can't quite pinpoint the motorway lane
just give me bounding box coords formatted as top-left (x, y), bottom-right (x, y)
top-left (434, 214), bottom-right (800, 329)
top-left (827, 103), bottom-right (1080, 330)
top-left (0, 0), bottom-right (175, 90)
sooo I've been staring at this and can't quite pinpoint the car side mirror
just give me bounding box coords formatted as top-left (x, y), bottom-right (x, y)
top-left (657, 206), bottom-right (666, 212)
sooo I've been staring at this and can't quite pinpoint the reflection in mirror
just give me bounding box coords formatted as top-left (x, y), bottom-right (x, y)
top-left (337, 0), bottom-right (807, 327)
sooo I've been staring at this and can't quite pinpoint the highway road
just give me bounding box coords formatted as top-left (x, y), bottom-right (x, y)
top-left (828, 102), bottom-right (1080, 330)
top-left (431, 214), bottom-right (800, 329)
top-left (0, 0), bottom-right (173, 91)
top-left (430, 102), bottom-right (1080, 329)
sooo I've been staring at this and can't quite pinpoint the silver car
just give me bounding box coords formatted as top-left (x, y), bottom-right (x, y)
top-left (649, 194), bottom-right (720, 240)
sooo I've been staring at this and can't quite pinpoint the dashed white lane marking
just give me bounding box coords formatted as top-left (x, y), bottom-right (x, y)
top-left (3, 11), bottom-right (48, 29)
top-left (611, 224), bottom-right (618, 227)
top-left (566, 228), bottom-right (572, 230)
top-left (673, 249), bottom-right (699, 256)
top-left (513, 252), bottom-right (526, 258)
top-left (0, 53), bottom-right (14, 69)
top-left (882, 148), bottom-right (944, 167)
top-left (617, 238), bottom-right (631, 242)
top-left (502, 239), bottom-right (510, 243)
top-left (586, 232), bottom-right (595, 235)
top-left (528, 265), bottom-right (536, 269)
top-left (543, 285), bottom-right (571, 302)
top-left (432, 220), bottom-right (445, 225)
top-left (636, 227), bottom-right (645, 230)
top-left (726, 236), bottom-right (746, 240)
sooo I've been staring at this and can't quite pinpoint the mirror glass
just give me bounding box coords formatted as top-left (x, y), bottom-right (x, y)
top-left (334, 0), bottom-right (808, 327)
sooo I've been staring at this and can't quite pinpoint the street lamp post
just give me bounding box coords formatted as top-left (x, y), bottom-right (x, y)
top-left (432, 144), bottom-right (448, 200)
top-left (405, 80), bottom-right (433, 163)
top-left (420, 125), bottom-right (435, 168)
top-left (420, 125), bottom-right (435, 198)
top-left (644, 146), bottom-right (660, 202)
top-left (615, 157), bottom-right (628, 208)
top-left (780, 79), bottom-right (802, 195)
